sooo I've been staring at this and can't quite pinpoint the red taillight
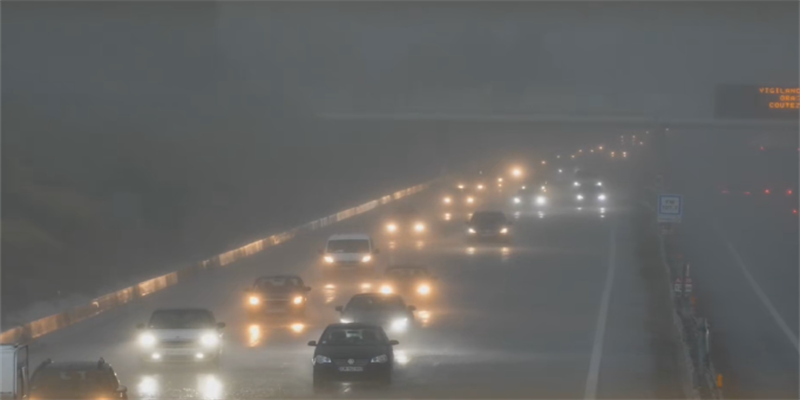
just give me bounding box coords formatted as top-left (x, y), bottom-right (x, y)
top-left (765, 189), bottom-right (771, 195)
top-left (787, 189), bottom-right (793, 196)
top-left (744, 191), bottom-right (751, 195)
top-left (760, 146), bottom-right (765, 151)
top-left (721, 189), bottom-right (729, 194)
top-left (793, 209), bottom-right (798, 215)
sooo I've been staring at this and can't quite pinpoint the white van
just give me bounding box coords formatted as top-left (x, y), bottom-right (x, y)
top-left (320, 234), bottom-right (378, 266)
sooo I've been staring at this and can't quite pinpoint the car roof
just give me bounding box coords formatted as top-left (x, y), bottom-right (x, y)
top-left (349, 293), bottom-right (403, 300)
top-left (328, 233), bottom-right (371, 240)
top-left (325, 322), bottom-right (384, 330)
top-left (255, 274), bottom-right (302, 281)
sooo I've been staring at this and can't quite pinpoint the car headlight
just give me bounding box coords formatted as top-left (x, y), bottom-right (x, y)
top-left (500, 227), bottom-right (508, 234)
top-left (443, 197), bottom-right (451, 204)
top-left (314, 355), bottom-right (332, 364)
top-left (138, 332), bottom-right (156, 348)
top-left (361, 255), bottom-right (372, 263)
top-left (324, 256), bottom-right (334, 263)
top-left (417, 284), bottom-right (431, 295)
top-left (536, 196), bottom-right (546, 205)
top-left (390, 318), bottom-right (408, 332)
top-left (200, 333), bottom-right (219, 347)
top-left (468, 228), bottom-right (476, 234)
top-left (574, 182), bottom-right (580, 187)
top-left (597, 182), bottom-right (603, 187)
top-left (340, 318), bottom-right (353, 324)
top-left (248, 296), bottom-right (260, 305)
top-left (371, 354), bottom-right (389, 364)
top-left (577, 194), bottom-right (584, 201)
top-left (386, 223), bottom-right (397, 232)
top-left (414, 223), bottom-right (425, 232)
top-left (380, 285), bottom-right (393, 294)
top-left (513, 197), bottom-right (521, 204)
top-left (598, 194), bottom-right (606, 201)
top-left (293, 296), bottom-right (304, 305)
top-left (467, 197), bottom-right (474, 204)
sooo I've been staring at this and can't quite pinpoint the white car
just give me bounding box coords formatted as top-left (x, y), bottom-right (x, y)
top-left (320, 234), bottom-right (379, 266)
top-left (137, 308), bottom-right (225, 367)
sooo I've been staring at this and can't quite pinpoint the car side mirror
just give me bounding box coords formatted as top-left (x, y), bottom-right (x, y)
top-left (117, 385), bottom-right (128, 394)
top-left (373, 248), bottom-right (380, 255)
top-left (388, 340), bottom-right (399, 346)
top-left (216, 322), bottom-right (226, 329)
top-left (136, 323), bottom-right (145, 329)
top-left (305, 286), bottom-right (312, 292)
top-left (307, 340), bottom-right (317, 347)
top-left (407, 305), bottom-right (416, 312)
top-left (335, 306), bottom-right (343, 312)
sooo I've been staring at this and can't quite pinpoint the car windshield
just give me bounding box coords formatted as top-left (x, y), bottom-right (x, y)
top-left (148, 310), bottom-right (215, 329)
top-left (255, 277), bottom-right (302, 289)
top-left (471, 212), bottom-right (506, 225)
top-left (327, 239), bottom-right (370, 253)
top-left (346, 295), bottom-right (405, 311)
top-left (320, 327), bottom-right (387, 346)
top-left (31, 369), bottom-right (116, 395)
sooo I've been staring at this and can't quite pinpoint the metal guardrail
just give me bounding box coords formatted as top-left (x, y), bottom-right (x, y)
top-left (0, 181), bottom-right (433, 345)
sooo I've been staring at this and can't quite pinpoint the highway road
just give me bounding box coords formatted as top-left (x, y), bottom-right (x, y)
top-left (22, 156), bottom-right (686, 399)
top-left (665, 131), bottom-right (799, 399)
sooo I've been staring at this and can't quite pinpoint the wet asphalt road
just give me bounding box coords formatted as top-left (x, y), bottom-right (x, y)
top-left (24, 154), bottom-right (686, 399)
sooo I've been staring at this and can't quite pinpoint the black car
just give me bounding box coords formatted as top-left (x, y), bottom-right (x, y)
top-left (335, 293), bottom-right (416, 335)
top-left (244, 275), bottom-right (311, 318)
top-left (380, 265), bottom-right (437, 301)
top-left (466, 211), bottom-right (512, 242)
top-left (308, 323), bottom-right (398, 391)
top-left (29, 359), bottom-right (128, 399)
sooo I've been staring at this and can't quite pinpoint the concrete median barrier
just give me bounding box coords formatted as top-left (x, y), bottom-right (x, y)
top-left (0, 181), bottom-right (433, 344)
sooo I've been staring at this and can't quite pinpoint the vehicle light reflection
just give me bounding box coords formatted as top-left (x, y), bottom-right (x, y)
top-left (444, 213), bottom-right (451, 221)
top-left (324, 284), bottom-right (337, 304)
top-left (416, 240), bottom-right (425, 250)
top-left (389, 241), bottom-right (396, 250)
top-left (466, 247), bottom-right (476, 255)
top-left (538, 211), bottom-right (545, 219)
top-left (394, 349), bottom-right (410, 365)
top-left (198, 374), bottom-right (223, 400)
top-left (137, 376), bottom-right (159, 397)
top-left (247, 324), bottom-right (263, 347)
top-left (417, 310), bottom-right (432, 327)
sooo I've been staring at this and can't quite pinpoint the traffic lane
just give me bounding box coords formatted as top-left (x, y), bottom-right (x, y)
top-left (21, 188), bottom-right (444, 365)
top-left (25, 186), bottom-right (680, 399)
top-left (677, 207), bottom-right (799, 399)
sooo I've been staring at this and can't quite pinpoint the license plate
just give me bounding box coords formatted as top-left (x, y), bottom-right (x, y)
top-left (338, 366), bottom-right (364, 372)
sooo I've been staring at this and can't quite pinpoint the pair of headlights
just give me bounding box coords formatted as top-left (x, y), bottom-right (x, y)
top-left (468, 228), bottom-right (508, 234)
top-left (576, 194), bottom-right (606, 201)
top-left (387, 223), bottom-right (425, 233)
top-left (314, 354), bottom-right (389, 364)
top-left (248, 296), bottom-right (304, 305)
top-left (139, 331), bottom-right (219, 348)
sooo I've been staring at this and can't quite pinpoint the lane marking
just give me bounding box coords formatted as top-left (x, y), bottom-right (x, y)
top-left (584, 227), bottom-right (618, 399)
top-left (723, 240), bottom-right (799, 352)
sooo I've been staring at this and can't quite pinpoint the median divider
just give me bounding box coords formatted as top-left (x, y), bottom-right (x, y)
top-left (1, 181), bottom-right (434, 344)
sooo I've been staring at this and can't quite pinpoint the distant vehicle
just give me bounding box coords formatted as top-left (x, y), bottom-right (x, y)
top-left (512, 186), bottom-right (530, 205)
top-left (136, 308), bottom-right (226, 367)
top-left (308, 323), bottom-right (398, 392)
top-left (383, 205), bottom-right (427, 235)
top-left (244, 275), bottom-right (311, 318)
top-left (466, 211), bottom-right (513, 242)
top-left (320, 234), bottom-right (378, 267)
top-left (574, 184), bottom-right (608, 207)
top-left (573, 170), bottom-right (603, 188)
top-left (379, 265), bottom-right (437, 300)
top-left (28, 358), bottom-right (128, 399)
top-left (335, 293), bottom-right (416, 334)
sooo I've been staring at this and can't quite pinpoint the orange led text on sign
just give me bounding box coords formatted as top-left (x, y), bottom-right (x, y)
top-left (759, 87), bottom-right (800, 110)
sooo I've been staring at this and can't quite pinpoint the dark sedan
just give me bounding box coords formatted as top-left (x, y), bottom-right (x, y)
top-left (244, 275), bottom-right (311, 318)
top-left (336, 293), bottom-right (416, 335)
top-left (308, 323), bottom-right (398, 392)
top-left (466, 211), bottom-right (513, 243)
